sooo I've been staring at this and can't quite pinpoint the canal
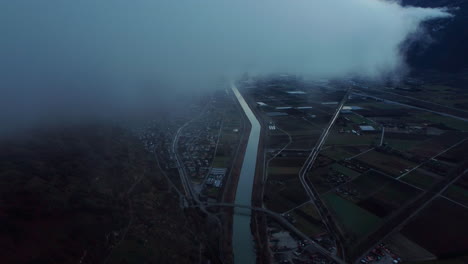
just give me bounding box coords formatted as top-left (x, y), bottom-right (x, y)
top-left (231, 83), bottom-right (260, 264)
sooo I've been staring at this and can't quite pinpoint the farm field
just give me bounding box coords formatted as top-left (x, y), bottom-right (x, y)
top-left (290, 203), bottom-right (327, 238)
top-left (325, 131), bottom-right (379, 146)
top-left (443, 184), bottom-right (468, 207)
top-left (400, 169), bottom-right (438, 190)
top-left (357, 180), bottom-right (422, 217)
top-left (321, 145), bottom-right (370, 161)
top-left (356, 150), bottom-right (417, 177)
top-left (263, 177), bottom-right (309, 213)
top-left (401, 198), bottom-right (468, 258)
top-left (385, 232), bottom-right (436, 262)
top-left (322, 193), bottom-right (382, 242)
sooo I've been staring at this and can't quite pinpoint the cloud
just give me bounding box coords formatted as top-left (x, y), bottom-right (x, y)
top-left (0, 0), bottom-right (450, 130)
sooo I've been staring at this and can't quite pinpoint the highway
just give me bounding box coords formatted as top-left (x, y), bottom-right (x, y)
top-left (298, 88), bottom-right (351, 261)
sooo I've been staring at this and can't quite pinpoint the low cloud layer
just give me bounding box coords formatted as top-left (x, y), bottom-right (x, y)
top-left (0, 0), bottom-right (450, 131)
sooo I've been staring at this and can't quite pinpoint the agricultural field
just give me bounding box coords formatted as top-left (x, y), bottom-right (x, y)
top-left (410, 112), bottom-right (468, 131)
top-left (325, 130), bottom-right (380, 146)
top-left (357, 180), bottom-right (422, 217)
top-left (385, 232), bottom-right (436, 261)
top-left (401, 198), bottom-right (468, 258)
top-left (326, 145), bottom-right (372, 160)
top-left (263, 177), bottom-right (309, 213)
top-left (356, 150), bottom-right (417, 177)
top-left (443, 178), bottom-right (468, 207)
top-left (400, 169), bottom-right (439, 190)
top-left (290, 203), bottom-right (327, 238)
top-left (287, 134), bottom-right (321, 149)
top-left (383, 133), bottom-right (431, 152)
top-left (322, 193), bottom-right (382, 242)
top-left (334, 170), bottom-right (422, 217)
top-left (408, 132), bottom-right (467, 159)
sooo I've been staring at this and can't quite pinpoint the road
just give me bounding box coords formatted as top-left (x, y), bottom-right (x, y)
top-left (298, 88), bottom-right (351, 261)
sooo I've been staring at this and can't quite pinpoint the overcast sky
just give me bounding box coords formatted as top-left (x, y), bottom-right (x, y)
top-left (0, 0), bottom-right (450, 131)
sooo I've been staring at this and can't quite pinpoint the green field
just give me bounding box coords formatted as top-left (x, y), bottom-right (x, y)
top-left (322, 193), bottom-right (382, 240)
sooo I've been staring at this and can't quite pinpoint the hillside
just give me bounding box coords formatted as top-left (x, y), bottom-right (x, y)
top-left (0, 125), bottom-right (202, 263)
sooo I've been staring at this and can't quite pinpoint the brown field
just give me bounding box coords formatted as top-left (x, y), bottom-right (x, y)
top-left (385, 232), bottom-right (436, 261)
top-left (321, 145), bottom-right (370, 161)
top-left (409, 132), bottom-right (467, 159)
top-left (400, 169), bottom-right (439, 190)
top-left (357, 150), bottom-right (417, 177)
top-left (263, 178), bottom-right (309, 213)
top-left (287, 134), bottom-right (321, 149)
top-left (291, 204), bottom-right (327, 238)
top-left (269, 157), bottom-right (306, 167)
top-left (401, 198), bottom-right (468, 257)
top-left (357, 179), bottom-right (421, 217)
top-left (443, 184), bottom-right (468, 207)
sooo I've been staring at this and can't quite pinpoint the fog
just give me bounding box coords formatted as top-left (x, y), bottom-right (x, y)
top-left (0, 0), bottom-right (450, 131)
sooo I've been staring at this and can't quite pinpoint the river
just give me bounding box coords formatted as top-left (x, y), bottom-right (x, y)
top-left (231, 83), bottom-right (260, 264)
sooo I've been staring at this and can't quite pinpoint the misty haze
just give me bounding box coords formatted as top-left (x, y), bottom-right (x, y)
top-left (1, 0), bottom-right (467, 264)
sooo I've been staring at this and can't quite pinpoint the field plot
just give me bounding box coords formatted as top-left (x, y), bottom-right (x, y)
top-left (325, 131), bottom-right (379, 146)
top-left (409, 132), bottom-right (467, 159)
top-left (412, 112), bottom-right (468, 131)
top-left (263, 177), bottom-right (309, 213)
top-left (266, 134), bottom-right (291, 150)
top-left (356, 150), bottom-right (417, 177)
top-left (268, 166), bottom-right (301, 175)
top-left (269, 157), bottom-right (306, 167)
top-left (401, 198), bottom-right (468, 258)
top-left (358, 180), bottom-right (422, 217)
top-left (385, 232), bottom-right (436, 261)
top-left (406, 256), bottom-right (468, 264)
top-left (400, 169), bottom-right (439, 190)
top-left (436, 140), bottom-right (468, 164)
top-left (384, 133), bottom-right (431, 152)
top-left (287, 134), bottom-right (321, 149)
top-left (336, 170), bottom-right (422, 217)
top-left (321, 145), bottom-right (368, 161)
top-left (290, 203), bottom-right (327, 238)
top-left (331, 163), bottom-right (361, 178)
top-left (443, 180), bottom-right (468, 207)
top-left (347, 170), bottom-right (393, 194)
top-left (323, 193), bottom-right (382, 242)
top-left (307, 160), bottom-right (362, 194)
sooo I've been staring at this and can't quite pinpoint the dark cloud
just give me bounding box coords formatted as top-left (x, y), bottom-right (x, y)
top-left (0, 0), bottom-right (450, 131)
